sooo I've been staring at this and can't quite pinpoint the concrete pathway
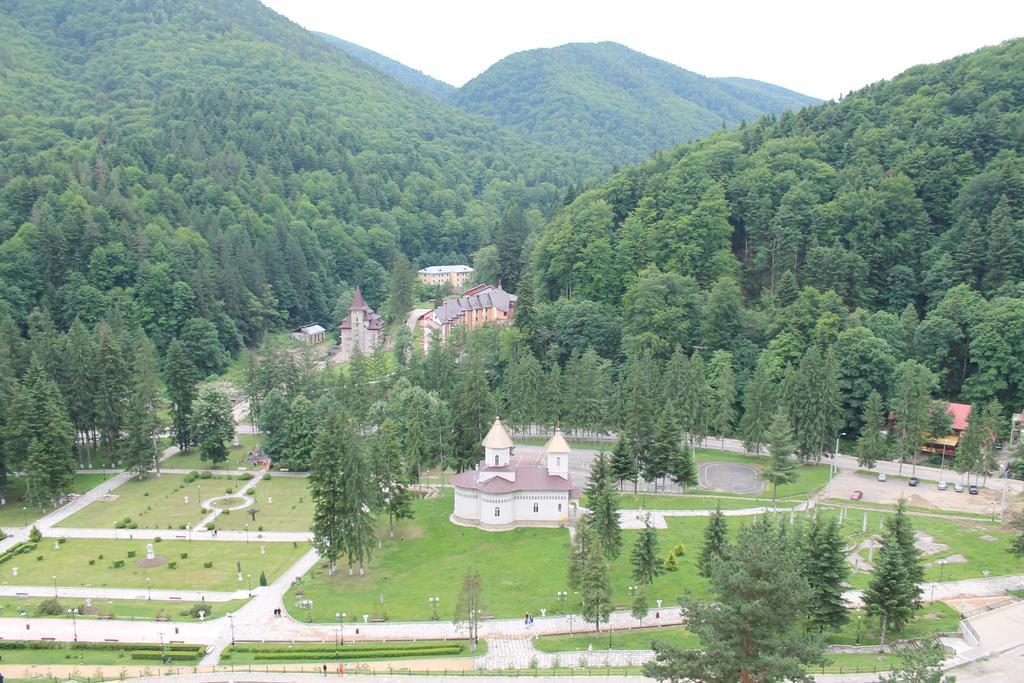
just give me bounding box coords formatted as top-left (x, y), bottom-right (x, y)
top-left (0, 584), bottom-right (251, 602)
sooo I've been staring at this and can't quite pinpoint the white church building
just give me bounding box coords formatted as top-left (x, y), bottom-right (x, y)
top-left (450, 417), bottom-right (579, 531)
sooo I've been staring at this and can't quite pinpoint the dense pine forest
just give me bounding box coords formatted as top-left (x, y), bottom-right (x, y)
top-left (1, 0), bottom-right (1024, 508)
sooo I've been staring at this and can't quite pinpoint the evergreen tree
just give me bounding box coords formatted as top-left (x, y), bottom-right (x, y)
top-left (451, 356), bottom-right (494, 472)
top-left (93, 322), bottom-right (129, 452)
top-left (164, 339), bottom-right (197, 449)
top-left (386, 252), bottom-right (416, 323)
top-left (585, 452), bottom-right (622, 559)
top-left (62, 318), bottom-right (98, 467)
top-left (122, 336), bottom-right (163, 477)
top-left (802, 515), bottom-right (850, 632)
top-left (579, 523), bottom-right (612, 633)
top-left (645, 413), bottom-right (677, 490)
top-left (856, 390), bottom-right (887, 469)
top-left (645, 516), bottom-right (824, 682)
top-left (310, 413), bottom-right (348, 573)
top-left (621, 350), bottom-right (661, 488)
top-left (3, 358), bottom-right (75, 506)
top-left (879, 641), bottom-right (956, 683)
top-left (740, 354), bottom-right (776, 454)
top-left (630, 515), bottom-right (663, 585)
top-left (710, 356), bottom-right (737, 446)
top-left (191, 386), bottom-right (234, 465)
top-left (373, 419), bottom-right (414, 537)
top-left (667, 442), bottom-right (698, 492)
top-left (544, 358), bottom-right (562, 432)
top-left (983, 196), bottom-right (1023, 293)
top-left (280, 395), bottom-right (317, 470)
top-left (631, 586), bottom-right (649, 626)
top-left (609, 438), bottom-right (636, 491)
top-left (892, 360), bottom-right (937, 476)
top-left (885, 500), bottom-right (925, 602)
top-left (697, 503), bottom-right (728, 579)
top-left (863, 528), bottom-right (913, 645)
top-left (679, 350), bottom-right (710, 448)
top-left (762, 407), bottom-right (798, 506)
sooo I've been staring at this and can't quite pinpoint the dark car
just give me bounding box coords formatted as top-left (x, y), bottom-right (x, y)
top-left (969, 485), bottom-right (979, 495)
top-left (908, 477), bottom-right (920, 487)
top-left (995, 441), bottom-right (1004, 451)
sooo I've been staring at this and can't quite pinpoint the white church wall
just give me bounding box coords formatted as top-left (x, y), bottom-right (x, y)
top-left (480, 493), bottom-right (513, 526)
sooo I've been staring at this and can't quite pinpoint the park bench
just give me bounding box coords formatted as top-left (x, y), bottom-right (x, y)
top-left (98, 614), bottom-right (113, 619)
top-left (370, 614), bottom-right (387, 622)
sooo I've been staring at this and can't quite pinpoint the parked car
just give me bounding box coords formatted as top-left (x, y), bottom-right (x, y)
top-left (938, 481), bottom-right (949, 490)
top-left (954, 482), bottom-right (965, 493)
top-left (877, 473), bottom-right (888, 482)
top-left (851, 490), bottom-right (864, 501)
top-left (995, 440), bottom-right (1004, 450)
top-left (969, 485), bottom-right (979, 495)
top-left (908, 477), bottom-right (920, 487)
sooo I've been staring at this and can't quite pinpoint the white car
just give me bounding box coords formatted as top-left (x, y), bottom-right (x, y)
top-left (877, 473), bottom-right (887, 482)
top-left (937, 481), bottom-right (948, 490)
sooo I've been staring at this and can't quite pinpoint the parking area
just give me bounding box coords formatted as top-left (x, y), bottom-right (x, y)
top-left (829, 471), bottom-right (1011, 514)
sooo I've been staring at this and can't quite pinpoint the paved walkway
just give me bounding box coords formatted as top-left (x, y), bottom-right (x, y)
top-left (0, 584), bottom-right (251, 602)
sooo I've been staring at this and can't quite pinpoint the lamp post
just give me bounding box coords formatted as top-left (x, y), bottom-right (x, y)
top-left (22, 506), bottom-right (26, 526)
top-left (335, 612), bottom-right (341, 659)
top-left (827, 434), bottom-right (846, 499)
top-left (556, 591), bottom-right (567, 614)
top-left (856, 615), bottom-right (862, 644)
top-left (147, 577), bottom-right (151, 601)
top-left (429, 596), bottom-right (440, 621)
top-left (186, 523), bottom-right (191, 543)
top-left (52, 575), bottom-right (58, 598)
top-left (247, 573), bottom-right (252, 597)
top-left (67, 608), bottom-right (78, 642)
top-left (245, 522), bottom-right (249, 544)
top-left (939, 559), bottom-right (947, 582)
top-left (227, 612), bottom-right (235, 645)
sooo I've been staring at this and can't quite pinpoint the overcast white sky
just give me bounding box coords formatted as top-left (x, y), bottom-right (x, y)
top-left (261, 0), bottom-right (1023, 100)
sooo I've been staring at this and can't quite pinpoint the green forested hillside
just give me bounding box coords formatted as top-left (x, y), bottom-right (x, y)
top-left (451, 42), bottom-right (819, 166)
top-left (0, 0), bottom-right (593, 358)
top-left (531, 38), bottom-right (1024, 412)
top-left (315, 32), bottom-right (456, 100)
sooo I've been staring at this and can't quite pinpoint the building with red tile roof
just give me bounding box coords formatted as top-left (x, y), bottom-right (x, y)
top-left (416, 284), bottom-right (516, 352)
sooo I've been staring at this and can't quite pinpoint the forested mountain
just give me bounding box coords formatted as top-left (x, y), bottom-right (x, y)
top-left (0, 0), bottom-right (595, 365)
top-left (315, 32), bottom-right (456, 100)
top-left (450, 42), bottom-right (820, 166)
top-left (531, 38), bottom-right (1024, 415)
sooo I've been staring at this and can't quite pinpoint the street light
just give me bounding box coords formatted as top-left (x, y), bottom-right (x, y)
top-left (556, 591), bottom-right (567, 614)
top-left (856, 615), bottom-right (862, 644)
top-left (827, 434), bottom-right (846, 500)
top-left (227, 612), bottom-right (235, 644)
top-left (52, 575), bottom-right (58, 598)
top-left (429, 596), bottom-right (440, 621)
top-left (22, 506), bottom-right (26, 526)
top-left (147, 577), bottom-right (151, 600)
top-left (939, 559), bottom-right (947, 582)
top-left (67, 608), bottom-right (78, 642)
top-left (245, 522), bottom-right (249, 544)
top-left (247, 573), bottom-right (252, 597)
top-left (335, 612), bottom-right (341, 659)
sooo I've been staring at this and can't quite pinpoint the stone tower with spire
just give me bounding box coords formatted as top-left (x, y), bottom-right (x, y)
top-left (337, 286), bottom-right (385, 361)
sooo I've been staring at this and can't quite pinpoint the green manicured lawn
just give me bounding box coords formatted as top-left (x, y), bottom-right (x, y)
top-left (825, 604), bottom-right (961, 646)
top-left (163, 434), bottom-right (264, 471)
top-left (821, 652), bottom-right (901, 673)
top-left (812, 506), bottom-right (1021, 588)
top-left (0, 474), bottom-right (116, 528)
top-left (826, 498), bottom-right (992, 521)
top-left (534, 625), bottom-right (698, 652)
top-left (56, 473), bottom-right (238, 529)
top-left (618, 494), bottom-right (801, 510)
top-left (0, 643), bottom-right (202, 665)
top-left (0, 538), bottom-right (307, 591)
top-left (288, 493), bottom-right (716, 622)
top-left (216, 476), bottom-right (313, 532)
top-left (0, 595), bottom-right (248, 621)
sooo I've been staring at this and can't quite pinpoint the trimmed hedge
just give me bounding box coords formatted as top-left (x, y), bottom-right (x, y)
top-left (0, 641), bottom-right (203, 654)
top-left (231, 641), bottom-right (463, 654)
top-left (129, 651), bottom-right (202, 661)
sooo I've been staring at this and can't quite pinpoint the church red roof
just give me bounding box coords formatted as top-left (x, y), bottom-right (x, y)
top-left (451, 466), bottom-right (577, 495)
